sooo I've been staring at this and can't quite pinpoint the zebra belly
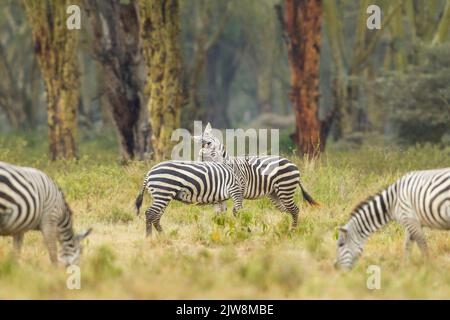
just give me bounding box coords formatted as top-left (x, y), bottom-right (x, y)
top-left (174, 188), bottom-right (230, 204)
top-left (0, 212), bottom-right (41, 235)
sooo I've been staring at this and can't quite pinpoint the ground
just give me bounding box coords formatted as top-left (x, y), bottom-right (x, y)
top-left (0, 132), bottom-right (449, 299)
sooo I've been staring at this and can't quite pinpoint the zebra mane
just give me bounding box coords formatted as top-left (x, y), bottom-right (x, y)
top-left (349, 187), bottom-right (387, 219)
top-left (59, 189), bottom-right (73, 217)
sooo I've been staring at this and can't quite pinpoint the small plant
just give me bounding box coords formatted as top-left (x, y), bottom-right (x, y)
top-left (0, 254), bottom-right (15, 278)
top-left (89, 245), bottom-right (122, 280)
top-left (108, 207), bottom-right (134, 224)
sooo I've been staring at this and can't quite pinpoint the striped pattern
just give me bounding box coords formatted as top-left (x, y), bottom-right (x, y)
top-left (335, 168), bottom-right (450, 269)
top-left (195, 131), bottom-right (320, 228)
top-left (135, 160), bottom-right (244, 236)
top-left (0, 161), bottom-right (91, 266)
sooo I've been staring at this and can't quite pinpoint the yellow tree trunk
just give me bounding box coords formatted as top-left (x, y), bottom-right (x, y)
top-left (139, 0), bottom-right (183, 161)
top-left (390, 1), bottom-right (407, 71)
top-left (24, 0), bottom-right (80, 160)
top-left (432, 0), bottom-right (450, 45)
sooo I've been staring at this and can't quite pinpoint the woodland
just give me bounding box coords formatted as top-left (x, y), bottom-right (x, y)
top-left (0, 0), bottom-right (449, 299)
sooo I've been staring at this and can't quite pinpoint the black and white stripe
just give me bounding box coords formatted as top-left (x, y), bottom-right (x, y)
top-left (194, 129), bottom-right (320, 228)
top-left (335, 168), bottom-right (450, 269)
top-left (135, 160), bottom-right (244, 236)
top-left (0, 161), bottom-right (91, 266)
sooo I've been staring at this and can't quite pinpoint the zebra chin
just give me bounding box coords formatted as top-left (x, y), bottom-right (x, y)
top-left (58, 253), bottom-right (80, 267)
top-left (334, 260), bottom-right (353, 270)
top-left (334, 255), bottom-right (355, 270)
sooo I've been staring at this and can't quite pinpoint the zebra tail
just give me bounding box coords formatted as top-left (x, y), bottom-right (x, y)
top-left (299, 182), bottom-right (321, 208)
top-left (135, 184), bottom-right (146, 216)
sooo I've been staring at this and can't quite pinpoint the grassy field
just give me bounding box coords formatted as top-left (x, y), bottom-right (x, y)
top-left (0, 133), bottom-right (449, 299)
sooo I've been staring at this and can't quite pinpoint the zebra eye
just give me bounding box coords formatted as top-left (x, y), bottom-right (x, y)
top-left (338, 241), bottom-right (345, 248)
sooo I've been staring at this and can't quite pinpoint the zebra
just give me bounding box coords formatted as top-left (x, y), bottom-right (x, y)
top-left (0, 161), bottom-right (92, 266)
top-left (335, 168), bottom-right (450, 270)
top-left (193, 123), bottom-right (320, 228)
top-left (135, 160), bottom-right (245, 236)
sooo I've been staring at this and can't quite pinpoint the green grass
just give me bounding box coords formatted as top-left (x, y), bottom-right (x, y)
top-left (0, 132), bottom-right (449, 299)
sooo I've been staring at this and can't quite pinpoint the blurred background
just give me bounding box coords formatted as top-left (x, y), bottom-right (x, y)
top-left (0, 0), bottom-right (449, 161)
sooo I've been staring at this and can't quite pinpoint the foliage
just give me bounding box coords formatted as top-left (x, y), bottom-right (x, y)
top-left (375, 44), bottom-right (450, 145)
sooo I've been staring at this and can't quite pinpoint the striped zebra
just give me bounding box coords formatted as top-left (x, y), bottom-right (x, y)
top-left (193, 123), bottom-right (320, 228)
top-left (335, 168), bottom-right (450, 270)
top-left (135, 160), bottom-right (245, 236)
top-left (0, 161), bottom-right (92, 266)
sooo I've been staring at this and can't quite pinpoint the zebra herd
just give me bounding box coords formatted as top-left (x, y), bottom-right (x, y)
top-left (0, 123), bottom-right (449, 270)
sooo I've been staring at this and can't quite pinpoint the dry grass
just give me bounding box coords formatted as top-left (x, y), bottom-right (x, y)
top-left (0, 133), bottom-right (449, 299)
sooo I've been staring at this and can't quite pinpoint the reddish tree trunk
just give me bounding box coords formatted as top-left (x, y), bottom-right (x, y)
top-left (282, 0), bottom-right (324, 157)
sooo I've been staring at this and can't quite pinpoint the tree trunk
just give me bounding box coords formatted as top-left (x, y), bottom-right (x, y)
top-left (432, 0), bottom-right (450, 45)
top-left (139, 0), bottom-right (183, 161)
top-left (84, 0), bottom-right (146, 161)
top-left (390, 2), bottom-right (407, 71)
top-left (282, 0), bottom-right (324, 157)
top-left (24, 0), bottom-right (80, 160)
top-left (256, 68), bottom-right (273, 114)
top-left (183, 0), bottom-right (231, 128)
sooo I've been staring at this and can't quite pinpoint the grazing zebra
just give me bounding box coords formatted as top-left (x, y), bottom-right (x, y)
top-left (0, 161), bottom-right (92, 266)
top-left (193, 123), bottom-right (320, 228)
top-left (135, 160), bottom-right (244, 236)
top-left (335, 168), bottom-right (450, 270)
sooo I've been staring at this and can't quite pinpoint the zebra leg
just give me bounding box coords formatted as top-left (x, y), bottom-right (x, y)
top-left (401, 218), bottom-right (429, 260)
top-left (13, 233), bottom-right (24, 258)
top-left (145, 197), bottom-right (170, 237)
top-left (153, 217), bottom-right (163, 233)
top-left (276, 189), bottom-right (299, 228)
top-left (278, 198), bottom-right (299, 228)
top-left (214, 202), bottom-right (227, 214)
top-left (403, 231), bottom-right (414, 262)
top-left (41, 221), bottom-right (58, 265)
top-left (230, 191), bottom-right (243, 217)
top-left (413, 232), bottom-right (429, 259)
top-left (269, 193), bottom-right (287, 212)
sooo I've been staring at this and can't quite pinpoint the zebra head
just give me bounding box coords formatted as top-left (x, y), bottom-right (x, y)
top-left (58, 228), bottom-right (92, 267)
top-left (334, 225), bottom-right (363, 270)
top-left (193, 123), bottom-right (227, 162)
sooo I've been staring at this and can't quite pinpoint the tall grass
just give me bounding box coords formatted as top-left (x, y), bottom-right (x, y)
top-left (0, 133), bottom-right (449, 298)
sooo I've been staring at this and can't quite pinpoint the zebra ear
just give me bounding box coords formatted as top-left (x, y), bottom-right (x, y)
top-left (338, 226), bottom-right (348, 235)
top-left (204, 122), bottom-right (212, 135)
top-left (192, 135), bottom-right (203, 143)
top-left (76, 228), bottom-right (93, 241)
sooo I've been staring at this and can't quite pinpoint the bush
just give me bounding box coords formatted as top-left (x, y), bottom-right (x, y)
top-left (375, 44), bottom-right (450, 145)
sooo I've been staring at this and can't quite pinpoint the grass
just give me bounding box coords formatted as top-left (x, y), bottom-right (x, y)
top-left (0, 132), bottom-right (449, 299)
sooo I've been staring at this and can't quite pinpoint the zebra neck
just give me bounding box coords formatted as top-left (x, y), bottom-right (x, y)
top-left (222, 147), bottom-right (231, 163)
top-left (57, 207), bottom-right (78, 256)
top-left (347, 186), bottom-right (395, 241)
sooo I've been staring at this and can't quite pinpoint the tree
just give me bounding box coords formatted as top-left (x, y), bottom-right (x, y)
top-left (280, 0), bottom-right (326, 157)
top-left (24, 0), bottom-right (80, 160)
top-left (0, 1), bottom-right (40, 131)
top-left (241, 0), bottom-right (280, 115)
top-left (84, 0), bottom-right (147, 161)
top-left (323, 0), bottom-right (404, 137)
top-left (376, 44), bottom-right (450, 145)
top-left (139, 0), bottom-right (183, 161)
top-left (432, 0), bottom-right (450, 45)
top-left (181, 0), bottom-right (232, 127)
